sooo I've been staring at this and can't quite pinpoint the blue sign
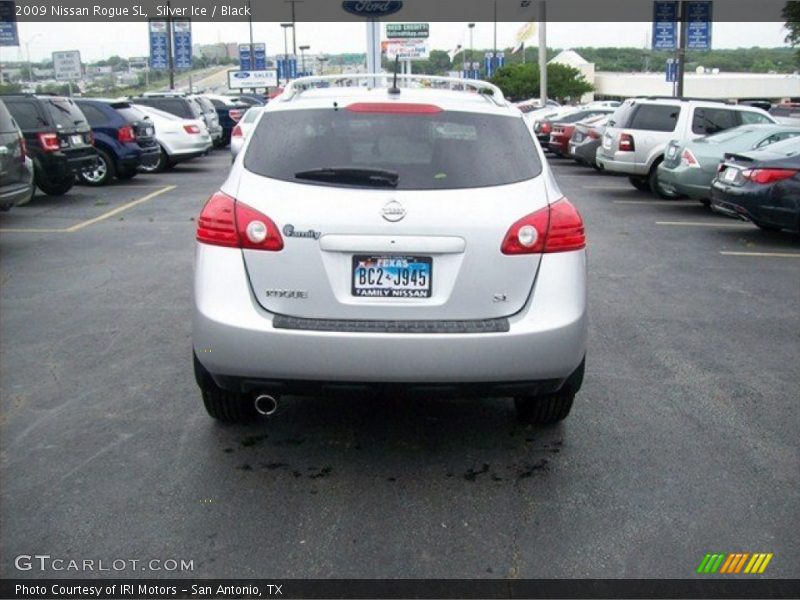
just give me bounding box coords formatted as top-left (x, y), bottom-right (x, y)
top-left (341, 1), bottom-right (403, 18)
top-left (172, 20), bottom-right (192, 70)
top-left (277, 56), bottom-right (298, 81)
top-left (686, 1), bottom-right (712, 50)
top-left (665, 58), bottom-right (678, 82)
top-left (652, 1), bottom-right (678, 50)
top-left (483, 52), bottom-right (504, 78)
top-left (149, 20), bottom-right (169, 70)
top-left (239, 44), bottom-right (251, 70)
top-left (254, 43), bottom-right (266, 70)
top-left (0, 1), bottom-right (18, 46)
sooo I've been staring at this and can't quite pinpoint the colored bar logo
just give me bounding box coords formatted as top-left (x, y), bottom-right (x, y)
top-left (697, 552), bottom-right (773, 574)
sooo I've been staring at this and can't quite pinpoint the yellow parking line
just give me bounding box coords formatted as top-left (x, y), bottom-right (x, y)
top-left (0, 185), bottom-right (176, 234)
top-left (656, 221), bottom-right (749, 228)
top-left (720, 251), bottom-right (800, 259)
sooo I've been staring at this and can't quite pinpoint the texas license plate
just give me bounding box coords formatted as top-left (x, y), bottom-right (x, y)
top-left (723, 167), bottom-right (738, 182)
top-left (352, 255), bottom-right (432, 298)
top-left (667, 145), bottom-right (678, 158)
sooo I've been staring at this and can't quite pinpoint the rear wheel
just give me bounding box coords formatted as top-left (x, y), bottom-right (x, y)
top-left (138, 147), bottom-right (167, 173)
top-left (194, 354), bottom-right (258, 423)
top-left (78, 148), bottom-right (115, 186)
top-left (628, 175), bottom-right (651, 192)
top-left (36, 174), bottom-right (74, 196)
top-left (699, 198), bottom-right (711, 207)
top-left (649, 161), bottom-right (681, 199)
top-left (515, 359), bottom-right (584, 426)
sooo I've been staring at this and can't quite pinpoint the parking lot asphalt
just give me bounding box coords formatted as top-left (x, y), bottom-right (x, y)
top-left (1, 150), bottom-right (798, 579)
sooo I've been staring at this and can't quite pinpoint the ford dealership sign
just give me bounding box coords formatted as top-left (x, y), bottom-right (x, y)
top-left (342, 1), bottom-right (403, 17)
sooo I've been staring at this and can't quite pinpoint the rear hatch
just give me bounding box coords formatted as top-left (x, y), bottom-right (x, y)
top-left (42, 97), bottom-right (93, 150)
top-left (235, 103), bottom-right (550, 321)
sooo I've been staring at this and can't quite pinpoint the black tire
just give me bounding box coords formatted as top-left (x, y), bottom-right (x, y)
top-left (201, 387), bottom-right (259, 423)
top-left (36, 174), bottom-right (74, 196)
top-left (139, 146), bottom-right (167, 173)
top-left (649, 161), bottom-right (681, 199)
top-left (628, 175), bottom-right (651, 192)
top-left (515, 359), bottom-right (584, 426)
top-left (78, 148), bottom-right (115, 186)
top-left (116, 167), bottom-right (137, 180)
top-left (194, 353), bottom-right (257, 423)
top-left (700, 198), bottom-right (711, 207)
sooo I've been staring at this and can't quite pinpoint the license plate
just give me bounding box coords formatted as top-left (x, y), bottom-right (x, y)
top-left (573, 133), bottom-right (583, 142)
top-left (667, 145), bottom-right (678, 158)
top-left (569, 144), bottom-right (576, 155)
top-left (352, 255), bottom-right (432, 298)
top-left (70, 135), bottom-right (83, 146)
top-left (723, 167), bottom-right (738, 182)
top-left (145, 127), bottom-right (154, 136)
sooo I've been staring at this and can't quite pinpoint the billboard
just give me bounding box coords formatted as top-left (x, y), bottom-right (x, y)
top-left (52, 50), bottom-right (82, 81)
top-left (228, 69), bottom-right (278, 89)
top-left (382, 40), bottom-right (430, 60)
top-left (386, 23), bottom-right (429, 39)
top-left (149, 20), bottom-right (169, 69)
top-left (686, 1), bottom-right (712, 50)
top-left (172, 19), bottom-right (192, 69)
top-left (0, 0), bottom-right (18, 46)
top-left (652, 0), bottom-right (678, 50)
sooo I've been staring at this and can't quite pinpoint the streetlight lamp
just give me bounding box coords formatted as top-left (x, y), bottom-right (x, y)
top-left (280, 23), bottom-right (293, 85)
top-left (317, 55), bottom-right (328, 76)
top-left (299, 45), bottom-right (310, 76)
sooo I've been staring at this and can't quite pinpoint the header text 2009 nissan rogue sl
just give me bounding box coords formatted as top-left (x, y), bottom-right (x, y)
top-left (192, 75), bottom-right (588, 426)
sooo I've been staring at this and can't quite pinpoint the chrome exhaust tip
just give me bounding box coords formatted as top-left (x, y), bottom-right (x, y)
top-left (254, 394), bottom-right (278, 416)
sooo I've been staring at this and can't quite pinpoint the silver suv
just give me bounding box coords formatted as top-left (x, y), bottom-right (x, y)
top-left (192, 74), bottom-right (588, 426)
top-left (596, 98), bottom-right (775, 197)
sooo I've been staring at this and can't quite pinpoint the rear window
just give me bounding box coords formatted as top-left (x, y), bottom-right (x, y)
top-left (76, 103), bottom-right (109, 127)
top-left (607, 101), bottom-right (638, 128)
top-left (0, 100), bottom-right (17, 131)
top-left (44, 97), bottom-right (88, 129)
top-left (241, 108), bottom-right (262, 124)
top-left (138, 98), bottom-right (191, 119)
top-left (692, 107), bottom-right (739, 135)
top-left (4, 100), bottom-right (46, 129)
top-left (116, 106), bottom-right (148, 123)
top-left (629, 104), bottom-right (679, 132)
top-left (244, 108), bottom-right (542, 190)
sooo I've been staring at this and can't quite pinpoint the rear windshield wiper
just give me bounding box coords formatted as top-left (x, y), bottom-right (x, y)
top-left (294, 167), bottom-right (399, 188)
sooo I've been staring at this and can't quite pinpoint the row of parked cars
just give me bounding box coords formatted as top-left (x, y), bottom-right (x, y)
top-left (521, 97), bottom-right (800, 234)
top-left (0, 91), bottom-right (265, 210)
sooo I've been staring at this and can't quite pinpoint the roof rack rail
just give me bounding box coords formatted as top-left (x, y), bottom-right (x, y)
top-left (280, 74), bottom-right (507, 106)
top-left (638, 95), bottom-right (735, 104)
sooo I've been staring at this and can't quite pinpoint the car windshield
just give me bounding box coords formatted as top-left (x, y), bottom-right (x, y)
top-left (45, 97), bottom-right (87, 129)
top-left (244, 108), bottom-right (542, 190)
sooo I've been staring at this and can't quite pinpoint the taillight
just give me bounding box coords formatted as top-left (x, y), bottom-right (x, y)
top-left (229, 109), bottom-right (244, 122)
top-left (118, 125), bottom-right (135, 143)
top-left (18, 134), bottom-right (27, 160)
top-left (742, 168), bottom-right (798, 185)
top-left (38, 132), bottom-right (60, 152)
top-left (680, 148), bottom-right (699, 167)
top-left (196, 191), bottom-right (284, 251)
top-left (231, 124), bottom-right (243, 138)
top-left (183, 124), bottom-right (201, 134)
top-left (501, 198), bottom-right (586, 255)
top-left (619, 133), bottom-right (635, 152)
top-left (541, 122), bottom-right (552, 134)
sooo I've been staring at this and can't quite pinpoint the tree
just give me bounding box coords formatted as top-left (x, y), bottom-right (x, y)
top-left (490, 62), bottom-right (593, 102)
top-left (783, 1), bottom-right (800, 66)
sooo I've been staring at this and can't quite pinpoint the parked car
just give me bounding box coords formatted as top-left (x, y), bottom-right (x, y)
top-left (132, 104), bottom-right (212, 172)
top-left (72, 99), bottom-right (160, 186)
top-left (230, 106), bottom-right (264, 158)
top-left (188, 95), bottom-right (224, 147)
top-left (0, 99), bottom-right (34, 210)
top-left (568, 116), bottom-right (610, 169)
top-left (0, 93), bottom-right (97, 196)
top-left (596, 98), bottom-right (776, 198)
top-left (516, 98), bottom-right (560, 113)
top-left (657, 124), bottom-right (800, 205)
top-left (226, 93), bottom-right (267, 107)
top-left (769, 102), bottom-right (800, 125)
top-left (199, 94), bottom-right (248, 146)
top-left (549, 113), bottom-right (610, 157)
top-left (710, 136), bottom-right (800, 233)
top-left (193, 75), bottom-right (587, 426)
top-left (533, 107), bottom-right (614, 145)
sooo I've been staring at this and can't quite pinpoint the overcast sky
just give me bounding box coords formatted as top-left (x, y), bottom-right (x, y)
top-left (0, 21), bottom-right (789, 63)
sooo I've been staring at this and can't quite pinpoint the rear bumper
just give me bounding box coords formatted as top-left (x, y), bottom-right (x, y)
top-left (656, 164), bottom-right (712, 199)
top-left (193, 244), bottom-right (588, 389)
top-left (595, 151), bottom-right (646, 176)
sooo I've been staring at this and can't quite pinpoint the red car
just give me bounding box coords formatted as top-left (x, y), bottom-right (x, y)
top-left (548, 123), bottom-right (577, 157)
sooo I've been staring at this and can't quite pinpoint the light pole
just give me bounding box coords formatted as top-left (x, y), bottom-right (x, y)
top-left (468, 23), bottom-right (475, 77)
top-left (284, 0), bottom-right (303, 58)
top-left (247, 0), bottom-right (254, 63)
top-left (280, 23), bottom-right (292, 85)
top-left (26, 33), bottom-right (42, 87)
top-left (318, 56), bottom-right (328, 76)
top-left (299, 45), bottom-right (310, 76)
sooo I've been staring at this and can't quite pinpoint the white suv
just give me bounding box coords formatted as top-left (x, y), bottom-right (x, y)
top-left (192, 75), bottom-right (588, 426)
top-left (596, 98), bottom-right (775, 197)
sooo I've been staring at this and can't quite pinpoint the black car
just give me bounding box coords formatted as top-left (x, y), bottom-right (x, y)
top-left (0, 94), bottom-right (97, 196)
top-left (201, 94), bottom-right (248, 146)
top-left (0, 99), bottom-right (34, 210)
top-left (711, 136), bottom-right (800, 233)
top-left (73, 99), bottom-right (160, 186)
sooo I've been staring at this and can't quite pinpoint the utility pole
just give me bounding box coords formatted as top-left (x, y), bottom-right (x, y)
top-left (493, 0), bottom-right (497, 61)
top-left (299, 45), bottom-right (309, 76)
top-left (285, 0), bottom-right (303, 58)
top-left (166, 0), bottom-right (175, 90)
top-left (281, 23), bottom-right (291, 85)
top-left (676, 0), bottom-right (688, 97)
top-left (468, 23), bottom-right (474, 77)
top-left (539, 0), bottom-right (547, 106)
top-left (247, 0), bottom-right (254, 64)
